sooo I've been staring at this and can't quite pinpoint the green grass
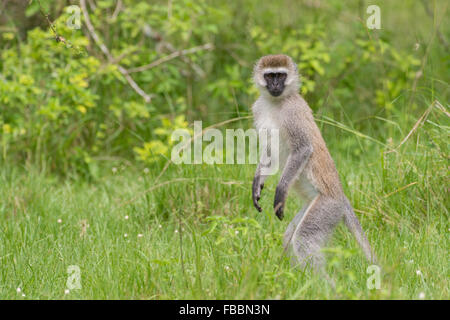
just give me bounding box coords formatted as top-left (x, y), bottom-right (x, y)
top-left (0, 101), bottom-right (448, 300)
top-left (0, 0), bottom-right (448, 300)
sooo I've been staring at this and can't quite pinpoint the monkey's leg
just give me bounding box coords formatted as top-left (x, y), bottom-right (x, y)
top-left (283, 205), bottom-right (307, 253)
top-left (291, 196), bottom-right (343, 272)
top-left (283, 195), bottom-right (318, 255)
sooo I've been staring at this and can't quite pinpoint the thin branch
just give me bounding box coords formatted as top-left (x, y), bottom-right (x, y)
top-left (111, 0), bottom-right (123, 20)
top-left (109, 47), bottom-right (141, 65)
top-left (36, 0), bottom-right (68, 45)
top-left (128, 43), bottom-right (214, 73)
top-left (80, 0), bottom-right (152, 103)
top-left (37, 0), bottom-right (57, 35)
top-left (143, 27), bottom-right (208, 77)
top-left (87, 0), bottom-right (97, 11)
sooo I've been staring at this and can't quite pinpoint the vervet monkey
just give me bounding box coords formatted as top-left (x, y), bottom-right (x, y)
top-left (251, 54), bottom-right (375, 271)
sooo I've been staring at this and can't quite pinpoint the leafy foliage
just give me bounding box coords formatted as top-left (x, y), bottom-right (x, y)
top-left (0, 0), bottom-right (448, 300)
top-left (1, 0), bottom-right (446, 176)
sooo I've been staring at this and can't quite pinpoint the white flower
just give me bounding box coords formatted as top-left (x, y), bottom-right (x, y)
top-left (143, 168), bottom-right (149, 174)
top-left (224, 266), bottom-right (230, 271)
top-left (22, 294), bottom-right (25, 297)
top-left (124, 215), bottom-right (129, 220)
top-left (175, 230), bottom-right (178, 233)
top-left (112, 167), bottom-right (118, 173)
top-left (16, 287), bottom-right (21, 293)
top-left (235, 230), bottom-right (239, 235)
top-left (57, 219), bottom-right (62, 223)
top-left (418, 292), bottom-right (425, 299)
top-left (124, 233), bottom-right (128, 238)
top-left (65, 289), bottom-right (70, 295)
top-left (137, 234), bottom-right (143, 238)
top-left (159, 225), bottom-right (162, 228)
top-left (416, 270), bottom-right (422, 276)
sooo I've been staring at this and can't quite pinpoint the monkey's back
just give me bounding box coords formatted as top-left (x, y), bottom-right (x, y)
top-left (283, 95), bottom-right (345, 199)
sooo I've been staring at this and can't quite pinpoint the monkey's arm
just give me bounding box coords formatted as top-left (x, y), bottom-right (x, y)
top-left (252, 147), bottom-right (272, 212)
top-left (252, 164), bottom-right (264, 212)
top-left (273, 125), bottom-right (312, 220)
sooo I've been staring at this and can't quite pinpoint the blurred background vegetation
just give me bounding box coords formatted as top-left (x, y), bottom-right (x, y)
top-left (0, 0), bottom-right (447, 177)
top-left (0, 0), bottom-right (449, 300)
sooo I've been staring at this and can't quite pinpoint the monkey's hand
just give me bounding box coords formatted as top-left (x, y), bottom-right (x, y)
top-left (274, 186), bottom-right (286, 220)
top-left (252, 176), bottom-right (264, 212)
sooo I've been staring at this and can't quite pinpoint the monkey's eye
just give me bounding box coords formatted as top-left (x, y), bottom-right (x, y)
top-left (277, 73), bottom-right (287, 81)
top-left (264, 73), bottom-right (276, 81)
top-left (264, 73), bottom-right (287, 81)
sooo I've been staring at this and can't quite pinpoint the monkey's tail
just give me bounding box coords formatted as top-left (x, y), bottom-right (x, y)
top-left (343, 200), bottom-right (377, 264)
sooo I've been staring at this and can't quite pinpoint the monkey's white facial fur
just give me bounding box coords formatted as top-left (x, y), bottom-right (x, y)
top-left (253, 54), bottom-right (299, 99)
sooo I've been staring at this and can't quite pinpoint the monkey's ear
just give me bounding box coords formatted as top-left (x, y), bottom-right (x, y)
top-left (284, 63), bottom-right (299, 86)
top-left (253, 71), bottom-right (267, 87)
top-left (257, 77), bottom-right (267, 87)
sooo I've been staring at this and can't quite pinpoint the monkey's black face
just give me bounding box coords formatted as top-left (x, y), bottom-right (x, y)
top-left (264, 72), bottom-right (287, 97)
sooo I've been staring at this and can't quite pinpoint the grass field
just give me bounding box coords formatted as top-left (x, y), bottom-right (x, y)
top-left (1, 100), bottom-right (448, 299)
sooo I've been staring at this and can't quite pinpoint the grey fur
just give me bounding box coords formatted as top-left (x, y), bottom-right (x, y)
top-left (252, 54), bottom-right (376, 272)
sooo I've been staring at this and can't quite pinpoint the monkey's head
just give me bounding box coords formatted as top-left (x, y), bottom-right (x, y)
top-left (253, 54), bottom-right (299, 99)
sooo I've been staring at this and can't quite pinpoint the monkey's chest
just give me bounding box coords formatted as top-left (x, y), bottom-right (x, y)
top-left (255, 114), bottom-right (290, 168)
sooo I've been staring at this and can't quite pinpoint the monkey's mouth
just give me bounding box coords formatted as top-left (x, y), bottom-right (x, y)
top-left (268, 89), bottom-right (283, 97)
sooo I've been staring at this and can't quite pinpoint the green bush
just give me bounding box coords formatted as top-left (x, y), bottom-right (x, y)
top-left (0, 0), bottom-right (447, 176)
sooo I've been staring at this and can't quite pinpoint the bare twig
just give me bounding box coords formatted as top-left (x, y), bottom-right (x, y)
top-left (87, 0), bottom-right (96, 11)
top-left (34, 0), bottom-right (86, 56)
top-left (143, 27), bottom-right (208, 77)
top-left (128, 43), bottom-right (214, 73)
top-left (36, 0), bottom-right (57, 35)
top-left (36, 0), bottom-right (68, 45)
top-left (80, 0), bottom-right (152, 103)
top-left (109, 47), bottom-right (141, 65)
top-left (111, 0), bottom-right (123, 20)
